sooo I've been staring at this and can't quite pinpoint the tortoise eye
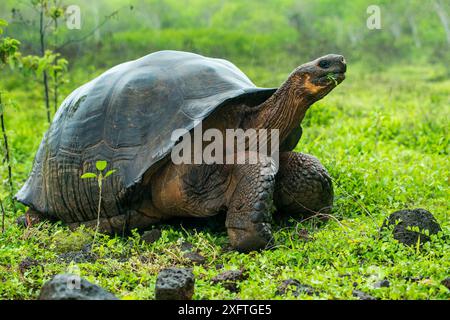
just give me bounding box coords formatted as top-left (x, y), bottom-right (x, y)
top-left (318, 60), bottom-right (331, 69)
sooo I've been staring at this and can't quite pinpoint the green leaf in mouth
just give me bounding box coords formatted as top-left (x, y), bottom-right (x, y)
top-left (326, 73), bottom-right (338, 85)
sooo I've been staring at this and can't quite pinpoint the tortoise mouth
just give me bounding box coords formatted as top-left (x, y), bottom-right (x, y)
top-left (315, 71), bottom-right (345, 87)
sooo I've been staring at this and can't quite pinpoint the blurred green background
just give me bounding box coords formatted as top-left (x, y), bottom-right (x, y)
top-left (1, 0), bottom-right (449, 74)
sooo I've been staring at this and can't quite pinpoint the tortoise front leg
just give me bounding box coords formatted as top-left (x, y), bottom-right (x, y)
top-left (226, 153), bottom-right (276, 252)
top-left (274, 152), bottom-right (333, 217)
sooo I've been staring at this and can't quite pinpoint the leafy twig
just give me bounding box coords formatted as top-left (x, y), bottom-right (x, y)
top-left (81, 160), bottom-right (116, 247)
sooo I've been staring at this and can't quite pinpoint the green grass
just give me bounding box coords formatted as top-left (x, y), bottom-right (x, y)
top-left (0, 63), bottom-right (449, 300)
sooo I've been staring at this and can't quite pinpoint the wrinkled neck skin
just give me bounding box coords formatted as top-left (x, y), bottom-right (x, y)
top-left (246, 74), bottom-right (317, 142)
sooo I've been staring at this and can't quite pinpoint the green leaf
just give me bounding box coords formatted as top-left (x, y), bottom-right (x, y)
top-left (81, 172), bottom-right (97, 179)
top-left (96, 160), bottom-right (107, 171)
top-left (104, 169), bottom-right (117, 178)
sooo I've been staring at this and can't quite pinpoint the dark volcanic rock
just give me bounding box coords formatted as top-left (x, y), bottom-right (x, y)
top-left (183, 251), bottom-right (206, 265)
top-left (276, 279), bottom-right (317, 297)
top-left (155, 268), bottom-right (195, 300)
top-left (212, 270), bottom-right (247, 283)
top-left (16, 215), bottom-right (27, 228)
top-left (19, 257), bottom-right (40, 274)
top-left (211, 270), bottom-right (247, 293)
top-left (39, 274), bottom-right (118, 300)
top-left (352, 290), bottom-right (377, 300)
top-left (441, 278), bottom-right (450, 290)
top-left (57, 244), bottom-right (96, 263)
top-left (180, 241), bottom-right (194, 252)
top-left (141, 229), bottom-right (162, 244)
top-left (373, 279), bottom-right (390, 288)
top-left (381, 208), bottom-right (441, 246)
top-left (405, 276), bottom-right (427, 283)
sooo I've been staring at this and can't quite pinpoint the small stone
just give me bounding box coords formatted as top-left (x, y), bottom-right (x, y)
top-left (276, 279), bottom-right (317, 297)
top-left (381, 208), bottom-right (441, 246)
top-left (352, 290), bottom-right (377, 300)
top-left (405, 276), bottom-right (426, 283)
top-left (212, 270), bottom-right (247, 283)
top-left (141, 229), bottom-right (162, 244)
top-left (297, 228), bottom-right (310, 241)
top-left (16, 215), bottom-right (27, 228)
top-left (373, 279), bottom-right (390, 288)
top-left (39, 274), bottom-right (118, 300)
top-left (212, 270), bottom-right (247, 293)
top-left (57, 244), bottom-right (96, 263)
top-left (441, 278), bottom-right (450, 290)
top-left (155, 268), bottom-right (195, 300)
top-left (180, 241), bottom-right (193, 252)
top-left (183, 251), bottom-right (206, 265)
top-left (19, 257), bottom-right (40, 274)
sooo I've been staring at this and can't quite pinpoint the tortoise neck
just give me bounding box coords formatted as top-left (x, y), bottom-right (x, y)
top-left (248, 79), bottom-right (311, 142)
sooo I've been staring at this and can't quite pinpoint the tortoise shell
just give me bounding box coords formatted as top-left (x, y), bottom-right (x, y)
top-left (15, 50), bottom-right (276, 222)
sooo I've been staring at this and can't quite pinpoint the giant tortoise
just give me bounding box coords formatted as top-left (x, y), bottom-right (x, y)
top-left (16, 50), bottom-right (346, 251)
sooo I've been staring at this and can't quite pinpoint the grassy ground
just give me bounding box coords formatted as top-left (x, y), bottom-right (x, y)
top-left (0, 63), bottom-right (449, 300)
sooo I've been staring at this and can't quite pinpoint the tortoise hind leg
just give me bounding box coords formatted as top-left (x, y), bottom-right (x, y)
top-left (16, 208), bottom-right (53, 228)
top-left (274, 152), bottom-right (333, 218)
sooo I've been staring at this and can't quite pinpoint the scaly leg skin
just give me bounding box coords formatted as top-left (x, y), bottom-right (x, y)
top-left (274, 152), bottom-right (333, 218)
top-left (226, 153), bottom-right (276, 252)
top-left (151, 153), bottom-right (276, 252)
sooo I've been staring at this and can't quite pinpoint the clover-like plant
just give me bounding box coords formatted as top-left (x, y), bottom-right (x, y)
top-left (326, 73), bottom-right (338, 85)
top-left (81, 160), bottom-right (116, 245)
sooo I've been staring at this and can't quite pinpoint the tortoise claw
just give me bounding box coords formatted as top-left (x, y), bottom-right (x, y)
top-left (228, 222), bottom-right (273, 252)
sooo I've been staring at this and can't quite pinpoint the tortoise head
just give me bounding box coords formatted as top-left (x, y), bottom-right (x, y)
top-left (289, 54), bottom-right (346, 102)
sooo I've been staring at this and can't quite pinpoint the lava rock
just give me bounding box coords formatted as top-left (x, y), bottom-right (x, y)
top-left (141, 229), bottom-right (162, 244)
top-left (57, 244), bottom-right (97, 263)
top-left (211, 270), bottom-right (247, 293)
top-left (183, 251), bottom-right (206, 265)
top-left (155, 268), bottom-right (195, 300)
top-left (381, 208), bottom-right (441, 246)
top-left (441, 278), bottom-right (450, 290)
top-left (297, 228), bottom-right (311, 241)
top-left (276, 279), bottom-right (317, 297)
top-left (15, 215), bottom-right (27, 228)
top-left (352, 290), bottom-right (377, 300)
top-left (39, 274), bottom-right (118, 300)
top-left (405, 276), bottom-right (426, 283)
top-left (373, 279), bottom-right (390, 288)
top-left (180, 241), bottom-right (194, 252)
top-left (19, 257), bottom-right (40, 274)
top-left (212, 270), bottom-right (247, 283)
